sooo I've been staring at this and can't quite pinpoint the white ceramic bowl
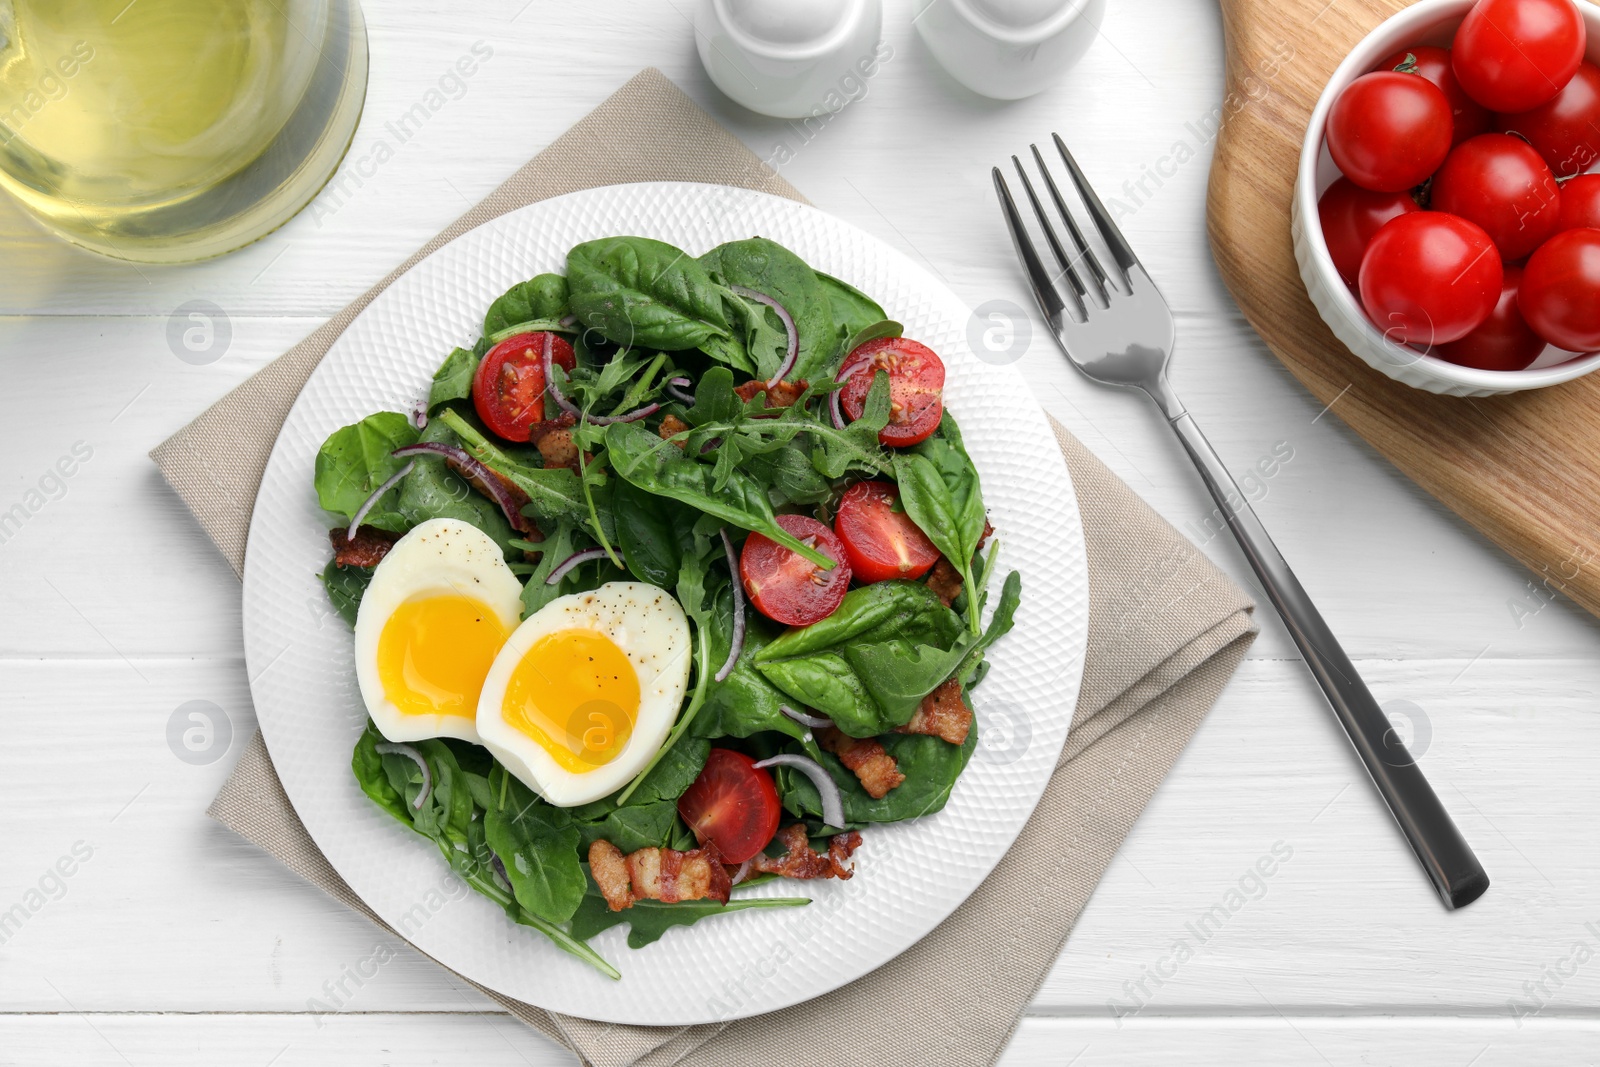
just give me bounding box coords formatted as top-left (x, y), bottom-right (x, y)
top-left (912, 0), bottom-right (1104, 101)
top-left (1292, 0), bottom-right (1600, 397)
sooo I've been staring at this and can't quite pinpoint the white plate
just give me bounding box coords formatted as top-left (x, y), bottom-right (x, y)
top-left (242, 182), bottom-right (1088, 1024)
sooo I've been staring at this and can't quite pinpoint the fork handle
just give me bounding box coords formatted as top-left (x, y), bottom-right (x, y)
top-left (1145, 377), bottom-right (1489, 910)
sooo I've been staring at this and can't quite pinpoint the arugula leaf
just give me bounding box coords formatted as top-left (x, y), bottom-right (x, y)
top-left (320, 560), bottom-right (372, 628)
top-left (603, 421), bottom-right (833, 569)
top-left (567, 237), bottom-right (749, 370)
top-left (753, 581), bottom-right (966, 736)
top-left (778, 724), bottom-right (978, 825)
top-left (892, 414), bottom-right (988, 633)
top-left (483, 273), bottom-right (569, 336)
top-left (484, 767), bottom-right (587, 925)
top-left (314, 412), bottom-right (419, 531)
top-left (428, 347), bottom-right (477, 411)
top-left (569, 877), bottom-right (810, 949)
top-left (700, 237), bottom-right (838, 380)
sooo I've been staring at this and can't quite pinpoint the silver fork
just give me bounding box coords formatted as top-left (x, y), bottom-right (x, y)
top-left (995, 134), bottom-right (1489, 911)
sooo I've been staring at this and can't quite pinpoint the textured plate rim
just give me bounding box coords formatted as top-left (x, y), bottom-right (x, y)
top-left (240, 181), bottom-right (1088, 1024)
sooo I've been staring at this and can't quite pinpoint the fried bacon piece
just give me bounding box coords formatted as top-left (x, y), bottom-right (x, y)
top-left (819, 727), bottom-right (905, 798)
top-left (658, 412), bottom-right (690, 448)
top-left (328, 525), bottom-right (400, 568)
top-left (734, 378), bottom-right (808, 408)
top-left (529, 411), bottom-right (582, 473)
top-left (750, 824), bottom-right (862, 881)
top-left (588, 839), bottom-right (732, 913)
top-left (925, 520), bottom-right (996, 607)
top-left (897, 678), bottom-right (972, 745)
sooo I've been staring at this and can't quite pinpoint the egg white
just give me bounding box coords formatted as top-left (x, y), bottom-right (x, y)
top-left (476, 581), bottom-right (692, 807)
top-left (354, 517), bottom-right (523, 745)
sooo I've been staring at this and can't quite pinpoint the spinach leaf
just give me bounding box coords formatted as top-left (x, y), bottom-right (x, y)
top-left (892, 414), bottom-right (988, 633)
top-left (742, 445), bottom-right (833, 506)
top-left (320, 560), bottom-right (372, 628)
top-left (483, 272), bottom-right (569, 336)
top-left (693, 586), bottom-right (820, 754)
top-left (840, 319), bottom-right (902, 358)
top-left (484, 767), bottom-right (587, 925)
top-left (574, 799), bottom-right (679, 854)
top-left (566, 237), bottom-right (748, 370)
top-left (436, 407), bottom-right (590, 527)
top-left (314, 412), bottom-right (419, 531)
top-left (351, 721), bottom-right (410, 823)
top-left (396, 416), bottom-right (516, 554)
top-left (603, 421), bottom-right (833, 569)
top-left (753, 581), bottom-right (965, 736)
top-left (428, 347), bottom-right (477, 411)
top-left (778, 725), bottom-right (977, 825)
top-left (700, 237), bottom-right (837, 381)
top-left (569, 877), bottom-right (809, 949)
top-left (815, 270), bottom-right (887, 357)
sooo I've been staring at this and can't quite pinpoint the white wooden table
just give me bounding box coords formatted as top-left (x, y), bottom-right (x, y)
top-left (5, 1), bottom-right (1599, 1062)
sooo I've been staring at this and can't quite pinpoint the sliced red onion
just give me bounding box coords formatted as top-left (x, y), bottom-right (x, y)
top-left (546, 546), bottom-right (614, 585)
top-left (391, 442), bottom-right (535, 535)
top-left (489, 852), bottom-right (514, 893)
top-left (732, 285), bottom-right (798, 387)
top-left (542, 335), bottom-right (661, 425)
top-left (714, 528), bottom-right (745, 683)
top-left (559, 313), bottom-right (578, 328)
top-left (829, 360), bottom-right (866, 431)
top-left (781, 705), bottom-right (834, 730)
top-left (730, 859), bottom-right (753, 886)
top-left (753, 754), bottom-right (845, 830)
top-left (665, 376), bottom-right (696, 405)
top-left (347, 461), bottom-right (415, 541)
top-left (375, 742), bottom-right (431, 811)
top-left (411, 401), bottom-right (429, 430)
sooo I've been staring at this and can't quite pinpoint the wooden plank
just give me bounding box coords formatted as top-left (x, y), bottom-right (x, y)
top-left (2, 657), bottom-right (1594, 1014)
top-left (1209, 0), bottom-right (1600, 619)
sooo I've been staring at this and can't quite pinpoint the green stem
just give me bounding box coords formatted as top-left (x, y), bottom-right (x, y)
top-left (615, 619), bottom-right (711, 807)
top-left (486, 318), bottom-right (577, 344)
top-left (576, 418), bottom-right (623, 569)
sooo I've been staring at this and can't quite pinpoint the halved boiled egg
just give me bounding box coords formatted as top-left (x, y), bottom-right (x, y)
top-left (354, 518), bottom-right (522, 745)
top-left (476, 581), bottom-right (691, 807)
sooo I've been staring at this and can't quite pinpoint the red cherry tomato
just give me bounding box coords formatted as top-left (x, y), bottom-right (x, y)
top-left (838, 337), bottom-right (945, 447)
top-left (1436, 265), bottom-right (1548, 370)
top-left (471, 332), bottom-right (576, 442)
top-left (1453, 0), bottom-right (1586, 113)
top-left (677, 748), bottom-right (781, 865)
top-left (1519, 227), bottom-right (1600, 351)
top-left (1317, 177), bottom-right (1421, 286)
top-left (1496, 62), bottom-right (1600, 177)
top-left (833, 480), bottom-right (940, 584)
top-left (739, 514), bottom-right (851, 626)
top-left (1358, 212), bottom-right (1504, 345)
top-left (1326, 71), bottom-right (1453, 192)
top-left (1376, 44), bottom-right (1493, 144)
top-left (1430, 133), bottom-right (1562, 260)
top-left (1557, 173), bottom-right (1600, 230)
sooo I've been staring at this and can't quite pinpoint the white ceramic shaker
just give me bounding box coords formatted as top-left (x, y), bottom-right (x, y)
top-left (913, 0), bottom-right (1104, 100)
top-left (695, 0), bottom-right (886, 119)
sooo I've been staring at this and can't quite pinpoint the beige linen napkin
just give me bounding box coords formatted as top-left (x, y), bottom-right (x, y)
top-left (155, 69), bottom-right (1258, 1067)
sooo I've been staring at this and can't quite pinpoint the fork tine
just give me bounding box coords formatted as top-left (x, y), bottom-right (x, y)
top-left (1010, 155), bottom-right (1087, 303)
top-left (991, 167), bottom-right (1072, 323)
top-left (1029, 143), bottom-right (1110, 305)
top-left (1052, 132), bottom-right (1140, 275)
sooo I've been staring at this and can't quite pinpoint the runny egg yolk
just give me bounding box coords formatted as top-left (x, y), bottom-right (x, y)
top-left (377, 594), bottom-right (509, 719)
top-left (501, 628), bottom-right (640, 773)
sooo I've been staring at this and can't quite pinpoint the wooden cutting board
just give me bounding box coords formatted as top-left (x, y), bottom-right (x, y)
top-left (1208, 0), bottom-right (1600, 617)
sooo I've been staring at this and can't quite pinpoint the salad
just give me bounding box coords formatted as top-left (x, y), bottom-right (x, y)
top-left (312, 234), bottom-right (1023, 978)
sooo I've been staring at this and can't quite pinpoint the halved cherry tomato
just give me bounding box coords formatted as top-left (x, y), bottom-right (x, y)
top-left (739, 514), bottom-right (851, 626)
top-left (1497, 62), bottom-right (1600, 176)
top-left (471, 332), bottom-right (576, 442)
top-left (1452, 0), bottom-right (1586, 113)
top-left (1430, 133), bottom-right (1561, 260)
top-left (838, 337), bottom-right (945, 447)
top-left (1558, 173), bottom-right (1600, 230)
top-left (1376, 44), bottom-right (1493, 144)
top-left (677, 748), bottom-right (781, 864)
top-left (1326, 71), bottom-right (1453, 192)
top-left (1519, 227), bottom-right (1600, 351)
top-left (1317, 177), bottom-right (1420, 286)
top-left (1358, 212), bottom-right (1503, 344)
top-left (834, 480), bottom-right (940, 583)
top-left (1437, 265), bottom-right (1547, 370)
